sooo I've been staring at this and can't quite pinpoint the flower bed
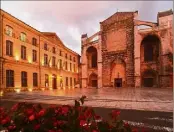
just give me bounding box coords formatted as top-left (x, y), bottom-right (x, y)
top-left (0, 96), bottom-right (137, 132)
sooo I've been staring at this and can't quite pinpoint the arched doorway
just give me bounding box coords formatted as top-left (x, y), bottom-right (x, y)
top-left (140, 34), bottom-right (160, 62)
top-left (86, 46), bottom-right (97, 68)
top-left (89, 73), bottom-right (98, 88)
top-left (111, 59), bottom-right (126, 87)
top-left (142, 70), bottom-right (157, 87)
top-left (52, 74), bottom-right (57, 89)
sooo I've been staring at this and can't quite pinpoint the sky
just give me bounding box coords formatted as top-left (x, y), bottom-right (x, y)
top-left (1, 1), bottom-right (173, 54)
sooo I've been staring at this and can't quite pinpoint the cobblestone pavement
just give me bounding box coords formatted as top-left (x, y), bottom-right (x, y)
top-left (1, 87), bottom-right (173, 112)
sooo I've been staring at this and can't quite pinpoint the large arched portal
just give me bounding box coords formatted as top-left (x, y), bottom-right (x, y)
top-left (86, 46), bottom-right (97, 68)
top-left (141, 34), bottom-right (160, 62)
top-left (142, 70), bottom-right (158, 87)
top-left (111, 59), bottom-right (126, 87)
top-left (88, 73), bottom-right (98, 88)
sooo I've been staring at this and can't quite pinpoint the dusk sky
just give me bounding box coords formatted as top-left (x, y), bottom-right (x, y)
top-left (1, 1), bottom-right (173, 54)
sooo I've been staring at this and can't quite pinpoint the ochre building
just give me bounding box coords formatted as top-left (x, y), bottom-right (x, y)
top-left (81, 10), bottom-right (173, 88)
top-left (0, 9), bottom-right (80, 92)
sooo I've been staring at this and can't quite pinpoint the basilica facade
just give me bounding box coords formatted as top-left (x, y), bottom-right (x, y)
top-left (81, 9), bottom-right (173, 88)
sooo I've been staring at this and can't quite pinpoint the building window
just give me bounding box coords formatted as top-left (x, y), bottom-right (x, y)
top-left (65, 61), bottom-right (68, 70)
top-left (52, 47), bottom-right (56, 54)
top-left (6, 40), bottom-right (13, 56)
top-left (21, 71), bottom-right (27, 87)
top-left (33, 73), bottom-right (38, 87)
top-left (59, 59), bottom-right (62, 69)
top-left (70, 63), bottom-right (72, 71)
top-left (45, 74), bottom-right (49, 87)
top-left (5, 25), bottom-right (13, 37)
top-left (70, 77), bottom-right (72, 87)
top-left (6, 70), bottom-right (14, 87)
top-left (74, 64), bottom-right (76, 72)
top-left (52, 56), bottom-right (56, 67)
top-left (32, 50), bottom-right (37, 62)
top-left (74, 78), bottom-right (76, 86)
top-left (44, 43), bottom-right (48, 50)
top-left (73, 57), bottom-right (76, 62)
top-left (60, 50), bottom-right (62, 56)
top-left (44, 54), bottom-right (48, 66)
top-left (32, 37), bottom-right (37, 46)
top-left (21, 46), bottom-right (26, 60)
top-left (66, 77), bottom-right (68, 86)
top-left (20, 32), bottom-right (26, 42)
top-left (65, 53), bottom-right (67, 59)
top-left (70, 55), bottom-right (72, 61)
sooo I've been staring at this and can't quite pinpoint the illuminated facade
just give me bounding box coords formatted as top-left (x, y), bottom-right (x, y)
top-left (0, 9), bottom-right (80, 92)
top-left (81, 10), bottom-right (173, 88)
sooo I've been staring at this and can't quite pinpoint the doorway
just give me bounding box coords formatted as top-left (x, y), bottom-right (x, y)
top-left (52, 74), bottom-right (57, 89)
top-left (114, 78), bottom-right (122, 87)
top-left (92, 80), bottom-right (97, 87)
top-left (143, 78), bottom-right (153, 87)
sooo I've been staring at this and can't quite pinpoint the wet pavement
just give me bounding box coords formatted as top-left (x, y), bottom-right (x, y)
top-left (0, 87), bottom-right (173, 132)
top-left (1, 87), bottom-right (173, 112)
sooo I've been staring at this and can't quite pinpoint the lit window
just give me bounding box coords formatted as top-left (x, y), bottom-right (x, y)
top-left (6, 70), bottom-right (14, 87)
top-left (6, 40), bottom-right (13, 56)
top-left (20, 32), bottom-right (26, 42)
top-left (21, 46), bottom-right (26, 60)
top-left (5, 25), bottom-right (13, 37)
top-left (44, 54), bottom-right (48, 66)
top-left (74, 64), bottom-right (76, 72)
top-left (45, 74), bottom-right (49, 87)
top-left (32, 50), bottom-right (37, 62)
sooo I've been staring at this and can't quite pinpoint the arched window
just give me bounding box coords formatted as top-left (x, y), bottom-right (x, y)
top-left (20, 32), bottom-right (27, 42)
top-left (5, 25), bottom-right (13, 37)
top-left (86, 46), bottom-right (97, 68)
top-left (141, 35), bottom-right (160, 62)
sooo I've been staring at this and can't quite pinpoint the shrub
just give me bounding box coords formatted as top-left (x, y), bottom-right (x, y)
top-left (0, 96), bottom-right (134, 132)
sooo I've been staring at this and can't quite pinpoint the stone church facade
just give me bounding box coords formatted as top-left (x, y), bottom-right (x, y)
top-left (81, 10), bottom-right (173, 88)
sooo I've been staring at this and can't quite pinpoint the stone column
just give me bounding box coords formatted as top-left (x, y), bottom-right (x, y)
top-left (81, 46), bottom-right (88, 88)
top-left (97, 33), bottom-right (102, 88)
top-left (134, 25), bottom-right (141, 88)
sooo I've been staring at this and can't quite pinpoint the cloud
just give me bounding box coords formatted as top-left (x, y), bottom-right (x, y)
top-left (1, 1), bottom-right (173, 54)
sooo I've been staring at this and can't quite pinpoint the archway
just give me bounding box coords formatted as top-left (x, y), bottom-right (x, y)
top-left (141, 34), bottom-right (160, 62)
top-left (141, 70), bottom-right (157, 87)
top-left (111, 58), bottom-right (126, 87)
top-left (86, 46), bottom-right (97, 68)
top-left (89, 73), bottom-right (98, 88)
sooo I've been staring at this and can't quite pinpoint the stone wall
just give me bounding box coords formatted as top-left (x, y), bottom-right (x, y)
top-left (101, 13), bottom-right (135, 87)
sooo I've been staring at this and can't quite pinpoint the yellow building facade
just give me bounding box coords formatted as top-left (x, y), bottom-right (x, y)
top-left (0, 9), bottom-right (80, 93)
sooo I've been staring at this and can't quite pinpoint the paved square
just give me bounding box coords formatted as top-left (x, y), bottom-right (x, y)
top-left (1, 88), bottom-right (173, 112)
